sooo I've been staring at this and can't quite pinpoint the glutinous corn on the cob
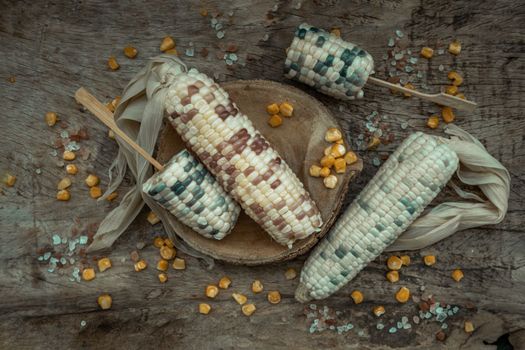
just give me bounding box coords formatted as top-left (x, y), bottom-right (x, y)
top-left (142, 150), bottom-right (240, 240)
top-left (165, 68), bottom-right (323, 247)
top-left (284, 23), bottom-right (374, 100)
top-left (295, 132), bottom-right (458, 302)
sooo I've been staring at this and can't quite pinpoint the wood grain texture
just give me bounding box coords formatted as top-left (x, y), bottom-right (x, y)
top-left (0, 0), bottom-right (523, 349)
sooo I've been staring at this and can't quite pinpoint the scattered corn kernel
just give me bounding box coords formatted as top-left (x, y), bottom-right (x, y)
top-left (344, 151), bottom-right (358, 165)
top-left (329, 144), bottom-right (346, 158)
top-left (445, 85), bottom-right (458, 95)
top-left (219, 276), bottom-right (232, 289)
top-left (367, 136), bottom-right (381, 150)
top-left (57, 189), bottom-right (70, 201)
top-left (403, 83), bottom-right (415, 97)
top-left (242, 303), bottom-right (256, 316)
top-left (267, 291), bottom-right (281, 304)
top-left (400, 255), bottom-right (411, 266)
top-left (108, 130), bottom-right (116, 139)
top-left (97, 257), bottom-right (112, 272)
top-left (285, 268), bottom-right (297, 280)
top-left (268, 114), bottom-right (283, 128)
top-left (386, 270), bottom-right (399, 283)
top-left (420, 47), bottom-right (434, 59)
top-left (266, 103), bottom-right (279, 115)
top-left (309, 165), bottom-right (322, 177)
top-left (323, 146), bottom-right (332, 157)
top-left (206, 285), bottom-right (219, 298)
top-left (319, 166), bottom-right (331, 178)
top-left (172, 258), bottom-right (186, 270)
top-left (279, 102), bottom-right (293, 117)
top-left (334, 158), bottom-right (346, 174)
top-left (442, 107), bottom-right (455, 124)
top-left (395, 286), bottom-right (410, 303)
top-left (45, 112), bottom-right (58, 127)
top-left (324, 174), bottom-right (338, 189)
top-left (456, 93), bottom-right (466, 99)
top-left (424, 255), bottom-right (436, 266)
top-left (448, 40), bottom-right (461, 55)
top-left (90, 186), bottom-right (102, 199)
top-left (350, 290), bottom-right (364, 304)
top-left (199, 303), bottom-right (211, 314)
top-left (451, 268), bottom-right (464, 282)
top-left (320, 155), bottom-right (335, 168)
top-left (464, 321), bottom-right (475, 333)
top-left (123, 46), bottom-right (138, 58)
top-left (153, 237), bottom-right (165, 248)
top-left (330, 28), bottom-right (341, 37)
top-left (164, 238), bottom-right (174, 248)
top-left (426, 115), bottom-right (440, 129)
top-left (165, 48), bottom-right (178, 55)
top-left (160, 246), bottom-right (176, 260)
top-left (106, 192), bottom-right (118, 201)
top-left (447, 71), bottom-right (464, 86)
top-left (108, 56), bottom-right (120, 70)
top-left (147, 211), bottom-right (160, 225)
top-left (85, 174), bottom-right (100, 187)
top-left (82, 268), bottom-right (96, 281)
top-left (4, 174), bottom-right (16, 187)
top-left (157, 259), bottom-right (169, 271)
top-left (373, 306), bottom-right (385, 317)
top-left (63, 151), bottom-right (76, 161)
top-left (160, 36), bottom-right (176, 52)
top-left (97, 294), bottom-right (112, 310)
top-left (134, 259), bottom-right (147, 271)
top-left (232, 293), bottom-right (247, 305)
top-left (107, 96), bottom-right (121, 113)
top-left (56, 178), bottom-right (71, 190)
top-left (387, 256), bottom-right (403, 271)
top-left (66, 164), bottom-right (78, 175)
top-left (158, 273), bottom-right (168, 283)
top-left (252, 280), bottom-right (264, 293)
top-left (325, 128), bottom-right (343, 142)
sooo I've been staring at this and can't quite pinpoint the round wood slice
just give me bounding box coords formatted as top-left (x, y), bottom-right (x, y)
top-left (156, 80), bottom-right (362, 265)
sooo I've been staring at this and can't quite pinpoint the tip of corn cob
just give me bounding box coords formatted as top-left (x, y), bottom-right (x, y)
top-left (295, 282), bottom-right (312, 303)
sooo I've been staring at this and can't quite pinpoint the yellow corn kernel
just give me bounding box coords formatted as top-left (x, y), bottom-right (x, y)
top-left (424, 255), bottom-right (436, 266)
top-left (448, 40), bottom-right (461, 55)
top-left (350, 290), bottom-right (364, 304)
top-left (4, 174), bottom-right (16, 187)
top-left (367, 136), bottom-right (381, 150)
top-left (158, 273), bottom-right (168, 283)
top-left (330, 28), bottom-right (341, 37)
top-left (325, 127), bottom-right (343, 142)
top-left (147, 211), bottom-right (160, 225)
top-left (373, 305), bottom-right (385, 317)
top-left (160, 36), bottom-right (176, 52)
top-left (106, 192), bottom-right (118, 201)
top-left (57, 177), bottom-right (71, 190)
top-left (85, 174), bottom-right (100, 187)
top-left (108, 130), bottom-right (115, 139)
top-left (335, 139), bottom-right (344, 145)
top-left (403, 83), bottom-right (415, 97)
top-left (63, 151), bottom-right (76, 161)
top-left (387, 256), bottom-right (403, 271)
top-left (66, 164), bottom-right (78, 175)
top-left (464, 321), bottom-right (475, 333)
top-left (323, 146), bottom-right (332, 157)
top-left (395, 286), bottom-right (410, 303)
top-left (82, 268), bottom-right (96, 281)
top-left (456, 93), bottom-right (466, 100)
top-left (420, 47), bottom-right (434, 59)
top-left (134, 259), bottom-right (147, 271)
top-left (284, 268), bottom-right (297, 280)
top-left (309, 164), bottom-right (322, 177)
top-left (442, 107), bottom-right (455, 124)
top-left (157, 259), bottom-right (169, 271)
top-left (334, 158), bottom-right (346, 174)
top-left (386, 270), bottom-right (399, 283)
top-left (242, 303), bottom-right (256, 316)
top-left (451, 268), bottom-right (464, 282)
top-left (107, 96), bottom-right (121, 113)
top-left (57, 189), bottom-right (71, 201)
top-left (447, 71), bottom-right (463, 86)
top-left (344, 151), bottom-right (358, 165)
top-left (199, 303), bottom-right (211, 315)
top-left (123, 46), bottom-right (138, 58)
top-left (165, 48), bottom-right (178, 55)
top-left (172, 258), bottom-right (186, 270)
top-left (279, 102), bottom-right (293, 117)
top-left (267, 291), bottom-right (281, 304)
top-left (320, 155), bottom-right (335, 168)
top-left (97, 257), bottom-right (112, 272)
top-left (45, 112), bottom-right (58, 126)
top-left (268, 114), bottom-right (283, 128)
top-left (108, 56), bottom-right (120, 70)
top-left (232, 293), bottom-right (247, 305)
top-left (206, 285), bottom-right (219, 298)
top-left (160, 246), bottom-right (176, 260)
top-left (219, 276), bottom-right (232, 289)
top-left (200, 8), bottom-right (208, 17)
top-left (153, 237), bottom-right (165, 248)
top-left (97, 294), bottom-right (112, 310)
top-left (164, 238), bottom-right (174, 248)
top-left (90, 186), bottom-right (102, 199)
top-left (266, 103), bottom-right (279, 115)
top-left (445, 85), bottom-right (458, 95)
top-left (330, 144), bottom-right (346, 158)
top-left (324, 174), bottom-right (338, 189)
top-left (252, 280), bottom-right (264, 293)
top-left (426, 115), bottom-right (440, 129)
top-left (400, 255), bottom-right (411, 266)
top-left (319, 166), bottom-right (331, 178)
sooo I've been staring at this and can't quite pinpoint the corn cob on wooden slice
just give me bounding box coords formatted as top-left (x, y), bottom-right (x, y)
top-left (284, 23), bottom-right (374, 100)
top-left (165, 69), bottom-right (323, 247)
top-left (295, 132), bottom-right (459, 302)
top-left (142, 149), bottom-right (240, 240)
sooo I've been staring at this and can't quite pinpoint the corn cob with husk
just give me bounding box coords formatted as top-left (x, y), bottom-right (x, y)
top-left (295, 132), bottom-right (459, 302)
top-left (165, 68), bottom-right (323, 247)
top-left (142, 149), bottom-right (240, 240)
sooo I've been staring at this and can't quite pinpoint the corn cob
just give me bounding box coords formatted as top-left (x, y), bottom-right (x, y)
top-left (284, 23), bottom-right (374, 100)
top-left (295, 132), bottom-right (459, 302)
top-left (142, 149), bottom-right (240, 240)
top-left (165, 69), bottom-right (323, 247)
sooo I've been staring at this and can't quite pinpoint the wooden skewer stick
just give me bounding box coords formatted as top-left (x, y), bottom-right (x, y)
top-left (368, 76), bottom-right (477, 112)
top-left (75, 87), bottom-right (165, 171)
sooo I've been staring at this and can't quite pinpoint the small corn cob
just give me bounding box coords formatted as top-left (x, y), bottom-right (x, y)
top-left (142, 149), bottom-right (240, 240)
top-left (284, 23), bottom-right (374, 100)
top-left (165, 69), bottom-right (323, 247)
top-left (295, 132), bottom-right (459, 302)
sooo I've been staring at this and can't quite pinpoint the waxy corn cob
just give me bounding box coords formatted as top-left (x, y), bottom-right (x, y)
top-left (295, 133), bottom-right (458, 302)
top-left (165, 68), bottom-right (323, 247)
top-left (284, 23), bottom-right (374, 100)
top-left (143, 150), bottom-right (240, 240)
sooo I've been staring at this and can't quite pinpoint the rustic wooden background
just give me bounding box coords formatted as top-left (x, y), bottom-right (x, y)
top-left (1, 0), bottom-right (524, 349)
